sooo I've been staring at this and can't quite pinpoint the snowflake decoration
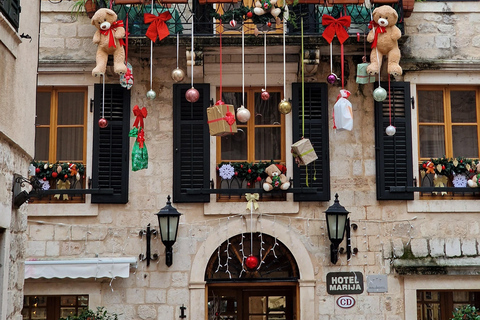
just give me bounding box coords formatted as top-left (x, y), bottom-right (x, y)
top-left (40, 180), bottom-right (50, 190)
top-left (452, 173), bottom-right (468, 188)
top-left (219, 164), bottom-right (235, 180)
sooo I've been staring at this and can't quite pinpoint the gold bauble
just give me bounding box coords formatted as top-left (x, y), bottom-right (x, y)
top-left (171, 68), bottom-right (185, 83)
top-left (278, 100), bottom-right (292, 114)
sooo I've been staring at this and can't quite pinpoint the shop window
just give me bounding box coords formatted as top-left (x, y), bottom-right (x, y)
top-left (22, 295), bottom-right (89, 320)
top-left (417, 290), bottom-right (480, 320)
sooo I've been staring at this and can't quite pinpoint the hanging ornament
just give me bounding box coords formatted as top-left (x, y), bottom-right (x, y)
top-left (261, 89), bottom-right (270, 101)
top-left (185, 87), bottom-right (200, 103)
top-left (219, 164), bottom-right (235, 180)
top-left (245, 255), bottom-right (259, 269)
top-left (278, 99), bottom-right (292, 114)
top-left (172, 32), bottom-right (185, 83)
top-left (373, 86), bottom-right (387, 102)
top-left (98, 118), bottom-right (108, 128)
top-left (146, 89), bottom-right (156, 100)
top-left (261, 32), bottom-right (269, 101)
top-left (322, 15), bottom-right (351, 88)
top-left (385, 125), bottom-right (396, 136)
top-left (236, 105), bottom-right (251, 123)
top-left (327, 73), bottom-right (339, 85)
top-left (120, 62), bottom-right (134, 90)
top-left (229, 19), bottom-right (237, 28)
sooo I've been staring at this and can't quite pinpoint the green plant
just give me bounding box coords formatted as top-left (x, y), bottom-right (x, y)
top-left (420, 157), bottom-right (476, 176)
top-left (70, 0), bottom-right (105, 19)
top-left (451, 305), bottom-right (480, 320)
top-left (61, 307), bottom-right (119, 320)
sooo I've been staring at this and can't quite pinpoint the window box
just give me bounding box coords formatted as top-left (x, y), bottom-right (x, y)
top-left (199, 0), bottom-right (238, 4)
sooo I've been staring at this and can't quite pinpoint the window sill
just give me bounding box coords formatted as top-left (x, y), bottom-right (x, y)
top-left (204, 194), bottom-right (299, 215)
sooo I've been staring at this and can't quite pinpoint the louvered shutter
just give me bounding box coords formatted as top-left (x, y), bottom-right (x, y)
top-left (173, 84), bottom-right (210, 203)
top-left (292, 82), bottom-right (330, 201)
top-left (375, 81), bottom-right (413, 200)
top-left (91, 84), bottom-right (130, 204)
top-left (0, 0), bottom-right (20, 30)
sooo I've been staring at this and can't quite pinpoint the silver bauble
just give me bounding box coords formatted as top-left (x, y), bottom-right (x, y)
top-left (373, 87), bottom-right (387, 102)
top-left (386, 125), bottom-right (396, 136)
top-left (146, 89), bottom-right (156, 100)
top-left (171, 68), bottom-right (185, 83)
top-left (278, 99), bottom-right (292, 114)
top-left (236, 105), bottom-right (251, 123)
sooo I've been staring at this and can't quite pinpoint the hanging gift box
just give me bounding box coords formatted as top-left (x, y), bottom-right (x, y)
top-left (356, 63), bottom-right (375, 84)
top-left (333, 89), bottom-right (353, 131)
top-left (291, 138), bottom-right (318, 166)
top-left (207, 102), bottom-right (237, 136)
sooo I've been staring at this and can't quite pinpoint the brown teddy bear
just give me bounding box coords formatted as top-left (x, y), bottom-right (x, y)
top-left (366, 5), bottom-right (402, 76)
top-left (91, 8), bottom-right (127, 77)
top-left (263, 164), bottom-right (290, 192)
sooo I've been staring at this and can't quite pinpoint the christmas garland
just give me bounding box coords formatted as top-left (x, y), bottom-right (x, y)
top-left (31, 160), bottom-right (86, 181)
top-left (209, 5), bottom-right (289, 26)
top-left (217, 161), bottom-right (286, 184)
top-left (420, 157), bottom-right (476, 176)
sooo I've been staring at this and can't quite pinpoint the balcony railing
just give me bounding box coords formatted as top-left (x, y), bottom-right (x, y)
top-left (109, 0), bottom-right (404, 40)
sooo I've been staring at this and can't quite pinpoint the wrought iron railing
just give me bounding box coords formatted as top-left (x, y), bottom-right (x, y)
top-left (109, 0), bottom-right (404, 39)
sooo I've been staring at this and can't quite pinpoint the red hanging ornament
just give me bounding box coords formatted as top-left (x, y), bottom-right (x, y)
top-left (245, 255), bottom-right (259, 269)
top-left (98, 118), bottom-right (108, 128)
top-left (43, 177), bottom-right (47, 181)
top-left (35, 168), bottom-right (41, 173)
top-left (52, 172), bottom-right (58, 178)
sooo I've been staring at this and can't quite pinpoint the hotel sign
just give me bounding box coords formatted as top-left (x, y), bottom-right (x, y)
top-left (326, 272), bottom-right (364, 295)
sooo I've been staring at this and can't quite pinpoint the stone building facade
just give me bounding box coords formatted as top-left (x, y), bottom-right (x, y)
top-left (21, 1), bottom-right (480, 320)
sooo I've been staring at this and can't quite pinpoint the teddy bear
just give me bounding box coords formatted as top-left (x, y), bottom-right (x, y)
top-left (253, 0), bottom-right (281, 18)
top-left (91, 8), bottom-right (127, 77)
top-left (467, 163), bottom-right (480, 187)
top-left (366, 5), bottom-right (402, 76)
top-left (263, 164), bottom-right (290, 192)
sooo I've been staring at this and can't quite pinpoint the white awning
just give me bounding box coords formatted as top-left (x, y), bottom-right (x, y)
top-left (24, 257), bottom-right (137, 279)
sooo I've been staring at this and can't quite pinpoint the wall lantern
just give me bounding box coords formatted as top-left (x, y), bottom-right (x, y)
top-left (156, 195), bottom-right (182, 267)
top-left (325, 193), bottom-right (351, 264)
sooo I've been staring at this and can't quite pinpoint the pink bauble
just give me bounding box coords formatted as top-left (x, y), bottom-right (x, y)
top-left (185, 87), bottom-right (200, 103)
top-left (261, 90), bottom-right (270, 101)
top-left (245, 255), bottom-right (259, 269)
top-left (327, 74), bottom-right (337, 84)
top-left (98, 118), bottom-right (108, 128)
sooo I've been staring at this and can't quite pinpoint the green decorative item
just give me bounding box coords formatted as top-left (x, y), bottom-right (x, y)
top-left (129, 127), bottom-right (148, 172)
top-left (451, 305), bottom-right (480, 320)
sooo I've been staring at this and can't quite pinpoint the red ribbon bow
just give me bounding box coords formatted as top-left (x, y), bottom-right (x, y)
top-left (368, 21), bottom-right (386, 49)
top-left (137, 128), bottom-right (145, 149)
top-left (322, 15), bottom-right (351, 44)
top-left (133, 105), bottom-right (148, 129)
top-left (224, 112), bottom-right (235, 125)
top-left (100, 20), bottom-right (125, 48)
top-left (144, 12), bottom-right (172, 42)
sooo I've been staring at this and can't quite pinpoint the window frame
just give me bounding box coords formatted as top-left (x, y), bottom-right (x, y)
top-left (215, 86), bottom-right (286, 164)
top-left (22, 295), bottom-right (89, 320)
top-left (35, 86), bottom-right (88, 164)
top-left (417, 85), bottom-right (480, 161)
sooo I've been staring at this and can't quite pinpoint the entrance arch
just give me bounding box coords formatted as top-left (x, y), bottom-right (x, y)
top-left (189, 217), bottom-right (315, 320)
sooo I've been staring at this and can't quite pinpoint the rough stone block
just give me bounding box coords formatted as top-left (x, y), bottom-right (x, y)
top-left (411, 238), bottom-right (429, 258)
top-left (461, 239), bottom-right (477, 256)
top-left (46, 241), bottom-right (60, 256)
top-left (138, 305), bottom-right (156, 320)
top-left (429, 238), bottom-right (445, 257)
top-left (126, 288), bottom-right (145, 304)
top-left (445, 238), bottom-right (461, 257)
top-left (166, 288), bottom-right (189, 305)
top-left (145, 289), bottom-right (167, 304)
top-left (435, 35), bottom-right (451, 48)
top-left (392, 239), bottom-right (404, 258)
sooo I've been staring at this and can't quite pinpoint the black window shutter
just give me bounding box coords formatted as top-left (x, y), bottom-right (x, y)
top-left (0, 0), bottom-right (20, 30)
top-left (173, 83), bottom-right (210, 203)
top-left (291, 82), bottom-right (330, 201)
top-left (375, 81), bottom-right (414, 200)
top-left (91, 84), bottom-right (130, 204)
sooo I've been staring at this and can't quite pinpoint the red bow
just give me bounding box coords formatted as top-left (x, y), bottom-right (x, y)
top-left (322, 15), bottom-right (351, 44)
top-left (137, 128), bottom-right (145, 149)
top-left (133, 105), bottom-right (148, 129)
top-left (224, 112), bottom-right (235, 125)
top-left (100, 20), bottom-right (125, 48)
top-left (368, 21), bottom-right (386, 49)
top-left (144, 12), bottom-right (172, 42)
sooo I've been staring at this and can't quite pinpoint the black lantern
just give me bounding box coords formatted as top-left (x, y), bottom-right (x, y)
top-left (325, 193), bottom-right (350, 264)
top-left (156, 195), bottom-right (182, 267)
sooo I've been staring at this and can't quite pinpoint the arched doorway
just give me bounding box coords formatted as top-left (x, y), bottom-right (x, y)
top-left (205, 233), bottom-right (299, 320)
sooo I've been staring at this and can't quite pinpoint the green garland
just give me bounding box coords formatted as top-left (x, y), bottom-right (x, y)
top-left (31, 160), bottom-right (86, 181)
top-left (217, 161), bottom-right (286, 183)
top-left (209, 5), bottom-right (286, 26)
top-left (420, 157), bottom-right (476, 176)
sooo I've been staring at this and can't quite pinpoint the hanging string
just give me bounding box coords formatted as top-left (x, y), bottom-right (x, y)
top-left (329, 43), bottom-right (333, 76)
top-left (282, 11), bottom-right (286, 101)
top-left (102, 74), bottom-right (105, 119)
top-left (176, 32), bottom-right (179, 69)
top-left (388, 75), bottom-right (392, 126)
top-left (242, 24), bottom-right (245, 107)
top-left (220, 26), bottom-right (223, 101)
top-left (191, 15), bottom-right (194, 88)
top-left (125, 14), bottom-right (129, 64)
top-left (301, 17), bottom-right (304, 137)
top-left (149, 1), bottom-right (154, 91)
top-left (264, 31), bottom-right (267, 92)
top-left (341, 41), bottom-right (345, 89)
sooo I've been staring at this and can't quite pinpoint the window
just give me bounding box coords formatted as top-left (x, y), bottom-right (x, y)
top-left (22, 295), bottom-right (89, 320)
top-left (417, 290), bottom-right (480, 320)
top-left (0, 0), bottom-right (20, 30)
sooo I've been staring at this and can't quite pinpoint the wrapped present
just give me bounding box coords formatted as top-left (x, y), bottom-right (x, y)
top-left (207, 101), bottom-right (237, 136)
top-left (356, 63), bottom-right (376, 84)
top-left (129, 127), bottom-right (149, 171)
top-left (291, 138), bottom-right (318, 166)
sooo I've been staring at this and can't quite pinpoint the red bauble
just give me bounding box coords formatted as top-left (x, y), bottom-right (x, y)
top-left (256, 176), bottom-right (262, 182)
top-left (442, 165), bottom-right (445, 170)
top-left (185, 87), bottom-right (200, 103)
top-left (267, 22), bottom-right (272, 27)
top-left (245, 255), bottom-right (259, 269)
top-left (98, 118), bottom-right (108, 128)
top-left (35, 168), bottom-right (41, 173)
top-left (43, 177), bottom-right (47, 181)
top-left (248, 169), bottom-right (252, 173)
top-left (235, 172), bottom-right (238, 176)
top-left (247, 11), bottom-right (253, 18)
top-left (422, 163), bottom-right (427, 168)
top-left (261, 90), bottom-right (270, 101)
top-left (247, 182), bottom-right (251, 186)
top-left (51, 172), bottom-right (58, 178)
top-left (64, 174), bottom-right (68, 179)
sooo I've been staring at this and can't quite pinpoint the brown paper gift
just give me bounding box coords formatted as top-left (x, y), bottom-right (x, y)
top-left (207, 103), bottom-right (237, 136)
top-left (291, 138), bottom-right (318, 166)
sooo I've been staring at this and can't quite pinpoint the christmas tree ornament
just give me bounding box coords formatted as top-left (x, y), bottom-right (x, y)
top-left (236, 105), bottom-right (251, 123)
top-left (278, 99), bottom-right (292, 114)
top-left (146, 89), bottom-right (156, 100)
top-left (229, 19), bottom-right (237, 28)
top-left (245, 255), bottom-right (259, 269)
top-left (219, 164), bottom-right (235, 180)
top-left (261, 89), bottom-right (270, 101)
top-left (261, 32), bottom-right (270, 101)
top-left (385, 125), bottom-right (396, 136)
top-left (373, 87), bottom-right (387, 101)
top-left (171, 32), bottom-right (185, 83)
top-left (98, 118), bottom-right (108, 128)
top-left (185, 87), bottom-right (199, 103)
top-left (327, 73), bottom-right (338, 84)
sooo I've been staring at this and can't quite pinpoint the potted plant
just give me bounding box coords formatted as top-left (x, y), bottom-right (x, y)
top-left (71, 0), bottom-right (105, 19)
